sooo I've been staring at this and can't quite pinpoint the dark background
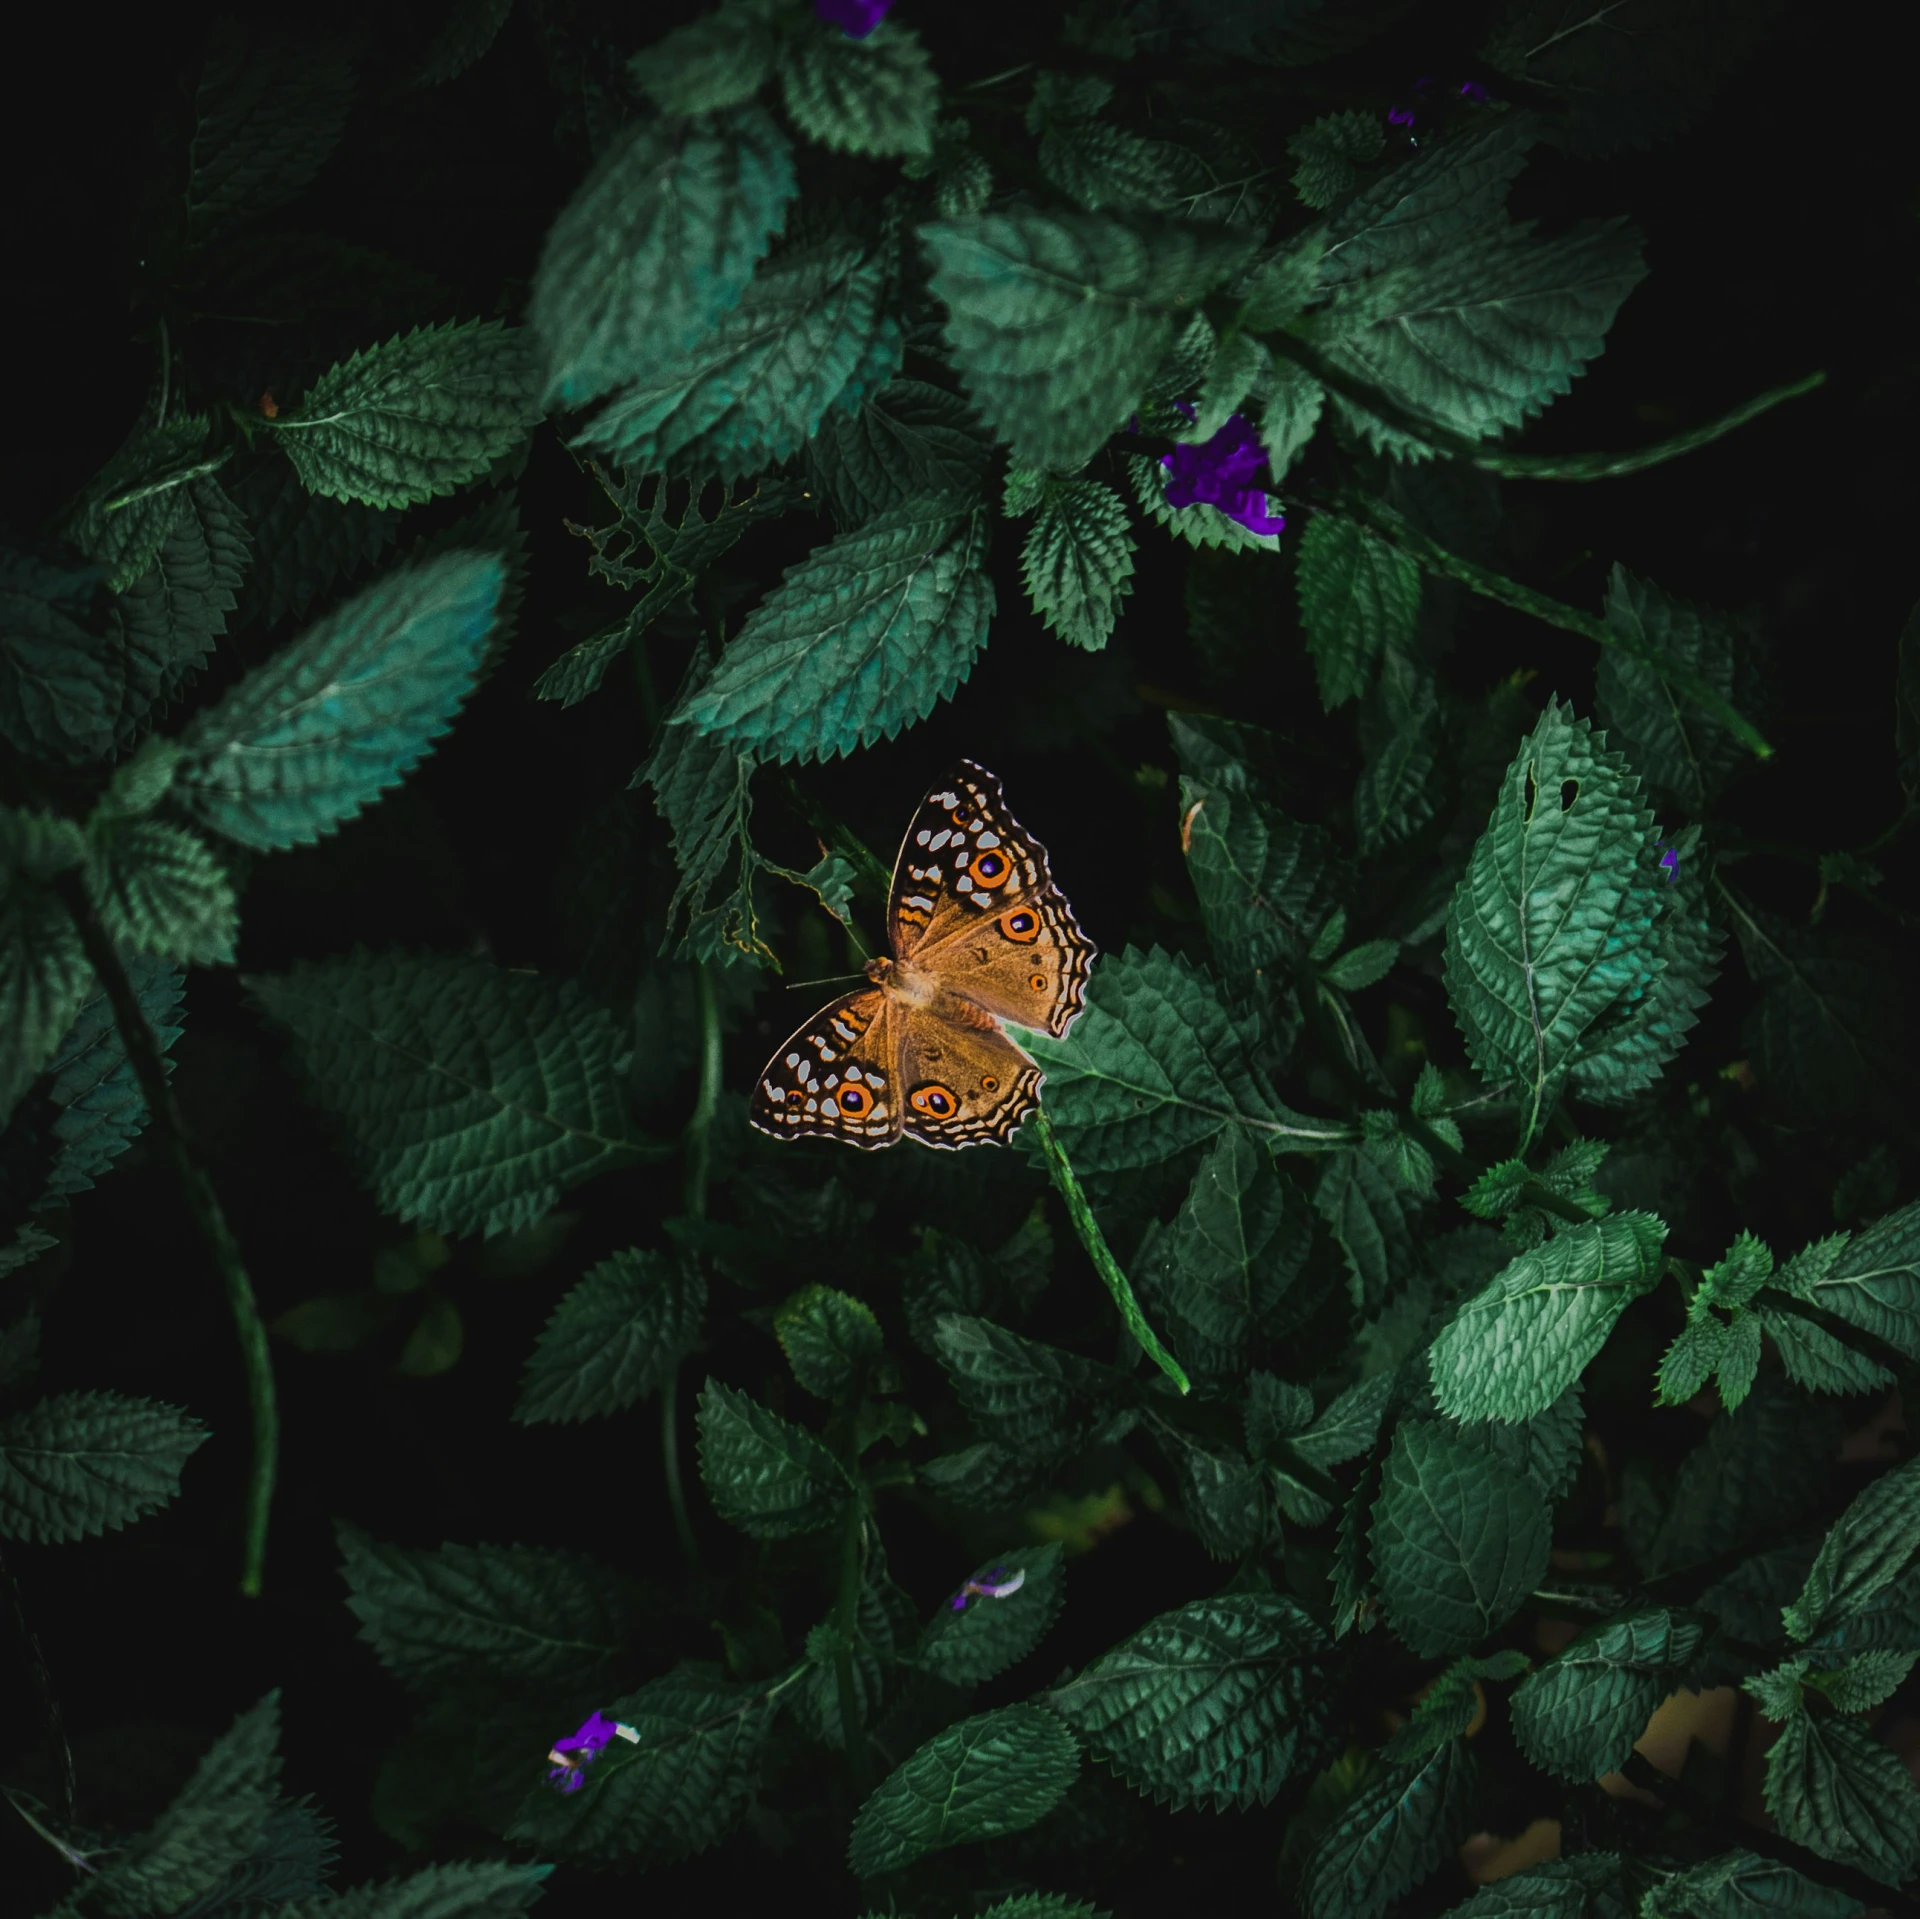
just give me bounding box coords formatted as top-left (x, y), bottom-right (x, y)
top-left (2, 0), bottom-right (1915, 1910)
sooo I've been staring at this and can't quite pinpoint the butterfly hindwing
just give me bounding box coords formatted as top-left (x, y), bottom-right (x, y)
top-left (894, 990), bottom-right (1044, 1149)
top-left (750, 988), bottom-right (902, 1147)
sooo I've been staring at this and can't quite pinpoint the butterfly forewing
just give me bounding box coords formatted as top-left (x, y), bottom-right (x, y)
top-left (750, 989), bottom-right (902, 1147)
top-left (890, 762), bottom-right (1095, 1038)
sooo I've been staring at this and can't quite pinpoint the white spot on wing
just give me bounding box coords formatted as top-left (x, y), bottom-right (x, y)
top-left (977, 831), bottom-right (1001, 849)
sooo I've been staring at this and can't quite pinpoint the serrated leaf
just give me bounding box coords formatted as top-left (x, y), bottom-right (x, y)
top-left (1296, 515), bottom-right (1420, 710)
top-left (1818, 1650), bottom-right (1920, 1715)
top-left (337, 1525), bottom-right (644, 1689)
top-left (73, 414), bottom-right (222, 594)
top-left (1022, 481), bottom-right (1136, 651)
top-left (0, 1390), bottom-right (206, 1542)
top-left (246, 948), bottom-right (645, 1238)
top-left (514, 1249), bottom-right (705, 1423)
top-left (677, 496), bottom-right (992, 762)
top-left (1023, 946), bottom-right (1344, 1175)
top-left (1045, 1592), bottom-right (1336, 1810)
top-left (1431, 1214), bottom-right (1666, 1422)
top-left (1039, 121), bottom-right (1182, 214)
top-left (578, 242), bottom-right (900, 480)
top-left (932, 1314), bottom-right (1131, 1462)
top-left (506, 1662), bottom-right (771, 1866)
top-left (1353, 685), bottom-right (1439, 854)
top-left (84, 818), bottom-right (238, 966)
top-left (1509, 1609), bottom-right (1703, 1780)
top-left (1758, 1303), bottom-right (1894, 1400)
top-left (1289, 108), bottom-right (1386, 211)
top-left (1372, 1417), bottom-right (1552, 1656)
top-left (1640, 1847), bottom-right (1861, 1919)
top-left (1774, 1204), bottom-right (1920, 1360)
top-left (279, 1861), bottom-right (551, 1919)
top-left (171, 552), bottom-right (502, 851)
top-left (1166, 1433), bottom-right (1267, 1557)
top-left (695, 1378), bottom-right (852, 1537)
top-left (1123, 449), bottom-right (1282, 554)
top-left (176, 1795), bottom-right (338, 1915)
top-left (783, 18), bottom-right (938, 160)
top-left (776, 1284), bottom-right (883, 1400)
top-left (271, 321), bottom-right (542, 509)
top-left (1, 807), bottom-right (92, 1129)
top-left (0, 549), bottom-right (121, 765)
top-left (630, 8), bottom-right (778, 115)
top-left (921, 209), bottom-right (1256, 469)
top-left (1315, 1147), bottom-right (1422, 1314)
top-left (1383, 1648), bottom-right (1532, 1764)
top-left (532, 105), bottom-right (797, 409)
top-left (807, 378), bottom-right (994, 527)
top-left (915, 1541), bottom-right (1065, 1687)
top-left (1135, 1127), bottom-right (1313, 1388)
top-left (1761, 1709), bottom-right (1920, 1887)
top-left (1443, 701), bottom-right (1660, 1147)
top-left (1440, 1852), bottom-right (1636, 1916)
top-left (1300, 1738), bottom-right (1475, 1919)
top-left (1786, 1450), bottom-right (1920, 1643)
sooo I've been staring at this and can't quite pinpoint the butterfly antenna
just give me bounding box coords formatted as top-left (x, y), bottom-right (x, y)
top-left (785, 971), bottom-right (866, 990)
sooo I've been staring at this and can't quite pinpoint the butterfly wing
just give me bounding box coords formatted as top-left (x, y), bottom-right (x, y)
top-left (750, 988), bottom-right (902, 1147)
top-left (895, 991), bottom-right (1044, 1149)
top-left (891, 761), bottom-right (1095, 1038)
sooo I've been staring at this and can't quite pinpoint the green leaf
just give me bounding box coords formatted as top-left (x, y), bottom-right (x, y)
top-left (1, 807), bottom-right (91, 1128)
top-left (1022, 480), bottom-right (1136, 651)
top-left (73, 414), bottom-right (223, 594)
top-left (170, 552), bottom-right (503, 851)
top-left (245, 948), bottom-right (644, 1238)
top-left (677, 496), bottom-right (993, 762)
top-left (1786, 1450), bottom-right (1920, 1643)
top-left (1136, 1127), bottom-right (1313, 1387)
top-left (1323, 939), bottom-right (1398, 992)
top-left (630, 8), bottom-right (778, 116)
top-left (1816, 1650), bottom-right (1920, 1714)
top-left (1299, 1739), bottom-right (1476, 1919)
top-left (1314, 1148), bottom-right (1422, 1314)
top-left (1296, 515), bottom-right (1421, 711)
top-left (83, 1695), bottom-right (282, 1917)
top-left (83, 818), bottom-right (238, 966)
top-left (1430, 1213), bottom-right (1668, 1423)
top-left (337, 1525), bottom-right (644, 1689)
top-left (922, 208), bottom-right (1257, 469)
top-left (1761, 1709), bottom-right (1920, 1887)
top-left (807, 378), bottom-right (994, 527)
top-left (782, 18), bottom-right (939, 160)
top-left (1045, 1591), bottom-right (1336, 1810)
top-left (695, 1378), bottom-right (852, 1537)
top-left (1289, 108), bottom-right (1386, 211)
top-left (1774, 1204), bottom-right (1920, 1360)
top-left (776, 1284), bottom-right (883, 1400)
top-left (577, 242), bottom-right (900, 480)
top-left (932, 1315), bottom-right (1132, 1462)
top-left (1439, 1852), bottom-right (1637, 1917)
top-left (186, 22), bottom-right (353, 243)
top-left (1382, 1649), bottom-right (1531, 1764)
top-left (1759, 1302), bottom-right (1894, 1401)
top-left (0, 1390), bottom-right (207, 1542)
top-left (1318, 218), bottom-right (1646, 451)
top-left (1166, 1434), bottom-right (1268, 1557)
top-left (278, 1862), bottom-right (551, 1919)
top-left (915, 1541), bottom-right (1065, 1687)
top-left (532, 105), bottom-right (798, 409)
top-left (507, 1662), bottom-right (772, 1866)
top-left (1641, 1847), bottom-right (1862, 1919)
top-left (1509, 1609), bottom-right (1703, 1781)
top-left (514, 1249), bottom-right (705, 1423)
top-left (271, 322), bottom-right (542, 510)
top-left (1442, 700), bottom-right (1659, 1147)
top-left (847, 1705), bottom-right (1079, 1877)
top-left (1372, 1417), bottom-right (1552, 1656)
top-left (0, 550), bottom-right (120, 765)
top-left (1023, 946), bottom-right (1345, 1175)
top-left (1123, 449), bottom-right (1283, 554)
top-left (229, 456), bottom-right (400, 629)
top-left (1039, 121), bottom-right (1183, 214)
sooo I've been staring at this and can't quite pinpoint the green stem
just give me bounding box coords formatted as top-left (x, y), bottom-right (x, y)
top-left (0, 1542), bottom-right (75, 1823)
top-left (54, 874), bottom-right (277, 1598)
top-left (777, 771), bottom-right (892, 901)
top-left (1029, 1106), bottom-right (1190, 1395)
top-left (833, 1499), bottom-right (869, 1802)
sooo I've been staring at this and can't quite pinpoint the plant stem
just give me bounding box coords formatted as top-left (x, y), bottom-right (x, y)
top-left (777, 771), bottom-right (892, 902)
top-left (0, 1542), bottom-right (74, 1823)
top-left (1029, 1106), bottom-right (1190, 1395)
top-left (53, 876), bottom-right (277, 1598)
top-left (833, 1499), bottom-right (869, 1803)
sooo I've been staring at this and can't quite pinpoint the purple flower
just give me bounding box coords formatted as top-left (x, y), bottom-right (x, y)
top-left (545, 1710), bottom-right (633, 1794)
top-left (814, 0), bottom-right (894, 36)
top-left (950, 1565), bottom-right (1027, 1611)
top-left (1387, 106), bottom-right (1417, 128)
top-left (1160, 414), bottom-right (1286, 537)
top-left (1657, 843), bottom-right (1680, 882)
top-left (1458, 79), bottom-right (1490, 104)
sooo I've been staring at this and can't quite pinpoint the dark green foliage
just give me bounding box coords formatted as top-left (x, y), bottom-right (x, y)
top-left (514, 1249), bottom-right (705, 1422)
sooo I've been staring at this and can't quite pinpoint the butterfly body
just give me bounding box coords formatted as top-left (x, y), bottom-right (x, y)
top-left (753, 763), bottom-right (1094, 1150)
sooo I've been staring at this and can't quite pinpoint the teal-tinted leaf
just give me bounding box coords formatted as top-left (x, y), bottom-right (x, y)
top-left (922, 208), bottom-right (1256, 469)
top-left (532, 105), bottom-right (798, 409)
top-left (1442, 701), bottom-right (1659, 1147)
top-left (506, 1662), bottom-right (772, 1865)
top-left (776, 1284), bottom-right (883, 1400)
top-left (782, 18), bottom-right (939, 160)
top-left (1045, 1591), bottom-right (1336, 1810)
top-left (84, 818), bottom-right (238, 966)
top-left (1136, 1127), bottom-right (1313, 1387)
top-left (915, 1541), bottom-right (1065, 1687)
top-left (678, 496), bottom-right (992, 762)
top-left (337, 1525), bottom-right (644, 1689)
top-left (1039, 121), bottom-right (1183, 214)
top-left (246, 948), bottom-right (645, 1238)
top-left (515, 1249), bottom-right (705, 1423)
top-left (578, 242), bottom-right (900, 479)
top-left (630, 8), bottom-right (778, 116)
top-left (279, 1862), bottom-right (550, 1919)
top-left (1296, 515), bottom-right (1420, 710)
top-left (1323, 939), bottom-right (1398, 993)
top-left (1774, 1204), bottom-right (1920, 1360)
top-left (1023, 480), bottom-right (1136, 651)
top-left (0, 1390), bottom-right (207, 1543)
top-left (1761, 1709), bottom-right (1920, 1887)
top-left (1786, 1450), bottom-right (1920, 1643)
top-left (1509, 1608), bottom-right (1703, 1780)
top-left (187, 23), bottom-right (353, 242)
top-left (1300, 1739), bottom-right (1476, 1919)
top-left (932, 1315), bottom-right (1132, 1462)
top-left (1314, 1148), bottom-right (1421, 1314)
top-left (229, 457), bottom-right (400, 629)
top-left (1439, 1852), bottom-right (1637, 1917)
top-left (1261, 358), bottom-right (1327, 484)
top-left (807, 378), bottom-right (994, 528)
top-left (1166, 1434), bottom-right (1267, 1557)
top-left (272, 321), bottom-right (542, 509)
top-left (1430, 1213), bottom-right (1667, 1423)
top-left (73, 414), bottom-right (222, 594)
top-left (1383, 1649), bottom-right (1532, 1764)
top-left (1759, 1303), bottom-right (1894, 1401)
top-left (1292, 1374), bottom-right (1395, 1472)
top-left (1641, 1847), bottom-right (1862, 1919)
top-left (1288, 108), bottom-right (1385, 211)
top-left (1353, 685), bottom-right (1439, 854)
top-left (695, 1378), bottom-right (852, 1537)
top-left (1817, 1650), bottom-right (1920, 1714)
top-left (1, 807), bottom-right (92, 1129)
top-left (1372, 1417), bottom-right (1552, 1656)
top-left (0, 549), bottom-right (118, 764)
top-left (1023, 946), bottom-right (1346, 1175)
top-left (171, 553), bottom-right (502, 851)
top-left (847, 1705), bottom-right (1079, 1877)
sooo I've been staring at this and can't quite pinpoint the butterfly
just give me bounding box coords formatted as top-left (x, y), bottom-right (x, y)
top-left (752, 762), bottom-right (1095, 1149)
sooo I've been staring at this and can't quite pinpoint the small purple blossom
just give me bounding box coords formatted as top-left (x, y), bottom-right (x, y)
top-left (1657, 843), bottom-right (1680, 882)
top-left (1387, 106), bottom-right (1417, 128)
top-left (950, 1566), bottom-right (1027, 1611)
top-left (545, 1710), bottom-right (635, 1794)
top-left (1160, 414), bottom-right (1286, 537)
top-left (814, 0), bottom-right (894, 36)
top-left (1459, 79), bottom-right (1490, 104)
